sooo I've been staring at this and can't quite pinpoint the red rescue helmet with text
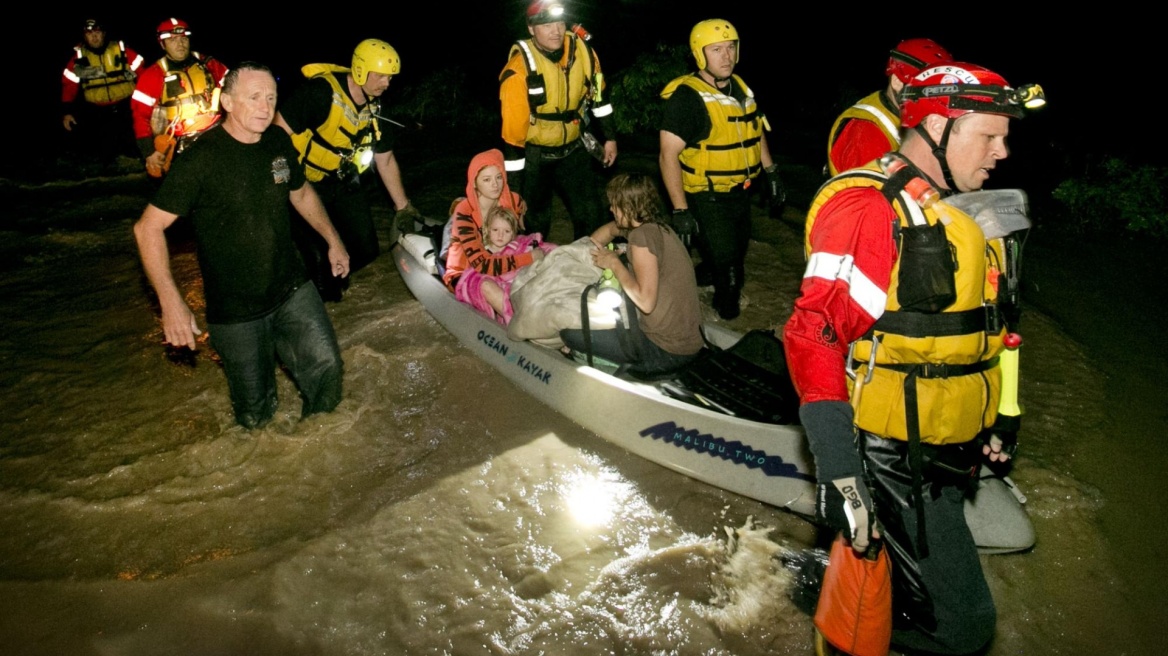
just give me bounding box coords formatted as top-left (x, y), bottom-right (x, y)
top-left (900, 62), bottom-right (1024, 129)
top-left (886, 38), bottom-right (952, 83)
top-left (689, 19), bottom-right (738, 70)
top-left (157, 17), bottom-right (191, 41)
top-left (351, 39), bottom-right (401, 85)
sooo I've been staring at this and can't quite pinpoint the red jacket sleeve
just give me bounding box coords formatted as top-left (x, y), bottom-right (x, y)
top-left (131, 63), bottom-right (162, 139)
top-left (207, 58), bottom-right (229, 85)
top-left (784, 188), bottom-right (898, 404)
top-left (829, 120), bottom-right (895, 175)
top-left (61, 56), bottom-right (81, 104)
top-left (126, 47), bottom-right (144, 73)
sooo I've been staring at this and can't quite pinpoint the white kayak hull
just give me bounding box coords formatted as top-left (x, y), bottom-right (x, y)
top-left (392, 237), bottom-right (1034, 552)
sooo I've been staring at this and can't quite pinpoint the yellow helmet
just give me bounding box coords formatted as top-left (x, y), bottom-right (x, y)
top-left (689, 19), bottom-right (739, 70)
top-left (351, 39), bottom-right (401, 85)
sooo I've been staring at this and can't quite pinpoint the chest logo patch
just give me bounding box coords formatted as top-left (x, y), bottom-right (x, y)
top-left (271, 156), bottom-right (290, 185)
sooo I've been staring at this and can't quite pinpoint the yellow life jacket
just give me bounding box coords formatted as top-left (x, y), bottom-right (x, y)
top-left (661, 73), bottom-right (765, 193)
top-left (825, 90), bottom-right (901, 177)
top-left (508, 36), bottom-right (598, 148)
top-left (806, 160), bottom-right (1008, 445)
top-left (289, 65), bottom-right (381, 183)
top-left (158, 55), bottom-right (220, 137)
top-left (72, 42), bottom-right (135, 104)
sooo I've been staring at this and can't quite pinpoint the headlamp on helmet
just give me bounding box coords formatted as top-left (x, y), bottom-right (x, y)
top-left (1014, 83), bottom-right (1046, 110)
top-left (527, 0), bottom-right (566, 25)
top-left (900, 63), bottom-right (1043, 129)
top-left (84, 19), bottom-right (103, 33)
top-left (689, 19), bottom-right (739, 71)
top-left (157, 18), bottom-right (191, 41)
top-left (351, 39), bottom-right (401, 85)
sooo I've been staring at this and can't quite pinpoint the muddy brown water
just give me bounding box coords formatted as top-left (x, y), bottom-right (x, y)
top-left (0, 164), bottom-right (1160, 655)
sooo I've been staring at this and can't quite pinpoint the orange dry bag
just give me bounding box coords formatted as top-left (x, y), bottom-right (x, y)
top-left (813, 534), bottom-right (893, 656)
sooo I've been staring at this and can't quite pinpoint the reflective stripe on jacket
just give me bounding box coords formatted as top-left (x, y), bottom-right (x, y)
top-left (804, 162), bottom-right (1006, 444)
top-left (826, 90), bottom-right (901, 176)
top-left (62, 41), bottom-right (142, 105)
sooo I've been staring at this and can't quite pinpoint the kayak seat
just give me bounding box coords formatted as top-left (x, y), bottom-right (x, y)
top-left (663, 329), bottom-right (801, 425)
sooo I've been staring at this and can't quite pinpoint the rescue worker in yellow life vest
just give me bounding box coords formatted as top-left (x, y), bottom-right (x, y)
top-left (659, 19), bottom-right (784, 320)
top-left (825, 38), bottom-right (953, 177)
top-left (274, 38), bottom-right (422, 302)
top-left (499, 0), bottom-right (617, 240)
top-left (131, 18), bottom-right (229, 177)
top-left (61, 18), bottom-right (144, 161)
top-left (784, 63), bottom-right (1044, 655)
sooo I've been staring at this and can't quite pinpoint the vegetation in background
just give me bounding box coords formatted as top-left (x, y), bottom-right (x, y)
top-left (1051, 157), bottom-right (1168, 239)
top-left (392, 67), bottom-right (496, 143)
top-left (606, 45), bottom-right (689, 137)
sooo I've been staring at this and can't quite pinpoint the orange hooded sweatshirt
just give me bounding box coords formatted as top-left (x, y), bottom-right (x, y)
top-left (442, 149), bottom-right (529, 290)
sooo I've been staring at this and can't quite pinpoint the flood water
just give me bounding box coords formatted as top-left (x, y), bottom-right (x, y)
top-left (0, 165), bottom-right (1161, 655)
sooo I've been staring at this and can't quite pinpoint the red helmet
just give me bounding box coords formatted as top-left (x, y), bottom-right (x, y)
top-left (157, 17), bottom-right (191, 41)
top-left (899, 62), bottom-right (1023, 129)
top-left (886, 38), bottom-right (952, 83)
top-left (526, 0), bottom-right (566, 25)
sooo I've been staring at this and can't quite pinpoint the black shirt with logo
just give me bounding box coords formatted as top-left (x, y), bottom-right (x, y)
top-left (152, 125), bottom-right (308, 324)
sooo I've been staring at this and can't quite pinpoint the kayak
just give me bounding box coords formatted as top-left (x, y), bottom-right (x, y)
top-left (392, 234), bottom-right (1035, 553)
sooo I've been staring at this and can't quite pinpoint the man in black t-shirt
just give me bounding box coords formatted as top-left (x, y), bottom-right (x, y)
top-left (134, 62), bottom-right (351, 429)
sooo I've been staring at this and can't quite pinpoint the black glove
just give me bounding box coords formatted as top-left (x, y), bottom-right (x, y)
top-left (816, 476), bottom-right (876, 552)
top-left (395, 203), bottom-right (424, 234)
top-left (764, 164), bottom-right (787, 212)
top-left (981, 413), bottom-right (1020, 466)
top-left (800, 401), bottom-right (875, 550)
top-left (671, 208), bottom-right (697, 246)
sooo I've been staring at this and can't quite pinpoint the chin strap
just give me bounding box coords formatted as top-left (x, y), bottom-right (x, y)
top-left (914, 120), bottom-right (959, 193)
top-left (703, 67), bottom-right (731, 87)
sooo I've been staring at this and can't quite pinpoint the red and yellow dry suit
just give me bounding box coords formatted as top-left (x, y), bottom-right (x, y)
top-left (131, 53), bottom-right (228, 140)
top-left (786, 159), bottom-right (1007, 444)
top-left (825, 90), bottom-right (903, 177)
top-left (61, 41), bottom-right (143, 106)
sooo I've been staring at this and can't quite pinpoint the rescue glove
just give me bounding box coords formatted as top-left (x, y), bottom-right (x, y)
top-left (764, 164), bottom-right (787, 214)
top-left (395, 203), bottom-right (425, 234)
top-left (671, 209), bottom-right (698, 247)
top-left (801, 401), bottom-right (876, 552)
top-left (981, 413), bottom-right (1020, 470)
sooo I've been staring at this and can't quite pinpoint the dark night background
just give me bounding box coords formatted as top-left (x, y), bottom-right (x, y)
top-left (5, 7), bottom-right (1168, 651)
top-left (11, 4), bottom-right (1163, 188)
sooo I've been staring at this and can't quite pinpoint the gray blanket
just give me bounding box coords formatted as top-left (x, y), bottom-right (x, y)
top-left (507, 238), bottom-right (620, 344)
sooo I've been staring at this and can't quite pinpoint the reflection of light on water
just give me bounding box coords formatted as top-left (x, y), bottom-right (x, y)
top-left (563, 471), bottom-right (621, 528)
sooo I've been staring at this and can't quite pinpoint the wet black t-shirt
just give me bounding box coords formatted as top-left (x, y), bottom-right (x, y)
top-left (152, 125), bottom-right (308, 324)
